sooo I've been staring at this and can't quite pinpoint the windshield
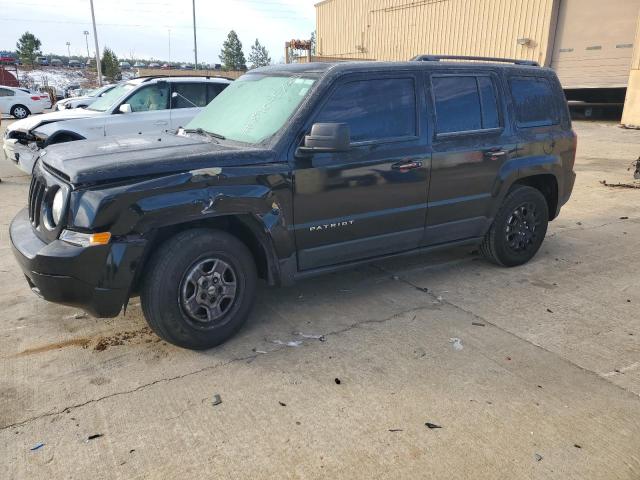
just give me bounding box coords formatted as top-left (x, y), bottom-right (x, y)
top-left (185, 74), bottom-right (316, 144)
top-left (87, 83), bottom-right (136, 112)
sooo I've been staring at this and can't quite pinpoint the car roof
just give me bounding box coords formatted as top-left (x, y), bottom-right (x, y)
top-left (252, 60), bottom-right (551, 77)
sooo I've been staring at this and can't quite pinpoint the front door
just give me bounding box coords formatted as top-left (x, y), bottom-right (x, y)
top-left (293, 74), bottom-right (431, 271)
top-left (425, 71), bottom-right (517, 245)
top-left (106, 82), bottom-right (170, 137)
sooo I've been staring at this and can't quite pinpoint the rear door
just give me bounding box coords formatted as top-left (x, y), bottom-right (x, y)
top-left (292, 73), bottom-right (431, 270)
top-left (426, 71), bottom-right (517, 245)
top-left (105, 82), bottom-right (170, 136)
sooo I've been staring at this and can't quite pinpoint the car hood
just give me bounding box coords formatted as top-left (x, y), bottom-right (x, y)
top-left (40, 132), bottom-right (275, 184)
top-left (8, 108), bottom-right (104, 133)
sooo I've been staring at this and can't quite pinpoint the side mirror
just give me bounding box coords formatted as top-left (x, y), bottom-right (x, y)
top-left (119, 103), bottom-right (132, 114)
top-left (297, 123), bottom-right (350, 156)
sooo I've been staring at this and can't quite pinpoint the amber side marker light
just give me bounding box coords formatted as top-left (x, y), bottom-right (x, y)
top-left (90, 232), bottom-right (112, 245)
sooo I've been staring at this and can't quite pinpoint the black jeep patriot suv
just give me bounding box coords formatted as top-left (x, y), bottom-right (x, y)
top-left (10, 56), bottom-right (576, 350)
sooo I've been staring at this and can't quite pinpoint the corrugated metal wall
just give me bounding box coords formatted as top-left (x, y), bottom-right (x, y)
top-left (316, 0), bottom-right (556, 65)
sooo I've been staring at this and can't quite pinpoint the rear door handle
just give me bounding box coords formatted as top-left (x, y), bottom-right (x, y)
top-left (391, 160), bottom-right (423, 171)
top-left (484, 148), bottom-right (507, 160)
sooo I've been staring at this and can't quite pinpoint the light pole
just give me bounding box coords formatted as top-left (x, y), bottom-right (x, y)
top-left (192, 0), bottom-right (198, 69)
top-left (89, 0), bottom-right (102, 85)
top-left (66, 42), bottom-right (71, 61)
top-left (83, 31), bottom-right (90, 64)
top-left (168, 28), bottom-right (171, 70)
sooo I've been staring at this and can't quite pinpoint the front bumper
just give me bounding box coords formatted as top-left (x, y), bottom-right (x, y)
top-left (3, 138), bottom-right (40, 174)
top-left (10, 208), bottom-right (147, 318)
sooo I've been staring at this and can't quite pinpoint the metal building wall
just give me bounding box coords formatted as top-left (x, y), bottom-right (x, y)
top-left (316, 0), bottom-right (557, 65)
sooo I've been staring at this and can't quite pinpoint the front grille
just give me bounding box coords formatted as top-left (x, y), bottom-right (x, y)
top-left (28, 175), bottom-right (46, 227)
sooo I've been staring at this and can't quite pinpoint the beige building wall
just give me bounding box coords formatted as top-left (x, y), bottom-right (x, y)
top-left (315, 0), bottom-right (558, 65)
top-left (622, 15), bottom-right (640, 127)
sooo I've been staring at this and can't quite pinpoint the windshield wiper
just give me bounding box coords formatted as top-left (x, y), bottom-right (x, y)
top-left (183, 128), bottom-right (226, 141)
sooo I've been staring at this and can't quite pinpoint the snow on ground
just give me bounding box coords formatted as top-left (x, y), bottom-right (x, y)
top-left (19, 68), bottom-right (91, 96)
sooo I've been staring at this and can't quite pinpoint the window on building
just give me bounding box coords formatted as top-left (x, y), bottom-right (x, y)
top-left (432, 75), bottom-right (501, 134)
top-left (315, 78), bottom-right (417, 143)
top-left (510, 77), bottom-right (558, 128)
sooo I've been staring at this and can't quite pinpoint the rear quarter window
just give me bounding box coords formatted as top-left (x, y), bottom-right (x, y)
top-left (510, 76), bottom-right (559, 128)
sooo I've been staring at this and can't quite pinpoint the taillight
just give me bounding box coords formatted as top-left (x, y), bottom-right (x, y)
top-left (30, 96), bottom-right (41, 101)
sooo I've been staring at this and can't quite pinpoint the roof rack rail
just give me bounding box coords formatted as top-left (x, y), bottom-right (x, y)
top-left (410, 55), bottom-right (540, 67)
top-left (134, 74), bottom-right (235, 82)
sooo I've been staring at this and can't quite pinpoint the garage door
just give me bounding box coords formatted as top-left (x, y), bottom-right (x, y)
top-left (551, 0), bottom-right (640, 88)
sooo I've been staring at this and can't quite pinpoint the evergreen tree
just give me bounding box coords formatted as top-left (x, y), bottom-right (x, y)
top-left (16, 32), bottom-right (42, 67)
top-left (248, 39), bottom-right (271, 69)
top-left (101, 47), bottom-right (121, 82)
top-left (310, 31), bottom-right (317, 56)
top-left (219, 30), bottom-right (246, 71)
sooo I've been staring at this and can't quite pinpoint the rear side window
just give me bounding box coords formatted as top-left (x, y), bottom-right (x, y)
top-left (432, 76), bottom-right (500, 134)
top-left (0, 88), bottom-right (15, 97)
top-left (172, 83), bottom-right (207, 109)
top-left (315, 78), bottom-right (417, 143)
top-left (510, 77), bottom-right (558, 128)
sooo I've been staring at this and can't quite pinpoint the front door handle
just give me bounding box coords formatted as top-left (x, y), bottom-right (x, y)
top-left (391, 160), bottom-right (423, 172)
top-left (483, 148), bottom-right (507, 160)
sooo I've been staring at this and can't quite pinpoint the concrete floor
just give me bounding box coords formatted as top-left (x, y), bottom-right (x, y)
top-left (0, 119), bottom-right (639, 479)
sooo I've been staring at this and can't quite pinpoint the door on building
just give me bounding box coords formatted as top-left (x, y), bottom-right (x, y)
top-left (293, 73), bottom-right (431, 270)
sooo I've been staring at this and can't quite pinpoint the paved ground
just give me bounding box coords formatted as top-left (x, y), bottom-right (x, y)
top-left (0, 118), bottom-right (639, 479)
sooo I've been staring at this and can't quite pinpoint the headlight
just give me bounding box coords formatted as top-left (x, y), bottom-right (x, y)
top-left (60, 230), bottom-right (111, 247)
top-left (52, 189), bottom-right (64, 226)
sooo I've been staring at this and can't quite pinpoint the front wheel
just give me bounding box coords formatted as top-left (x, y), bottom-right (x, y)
top-left (480, 185), bottom-right (549, 267)
top-left (141, 229), bottom-right (257, 350)
top-left (11, 104), bottom-right (30, 119)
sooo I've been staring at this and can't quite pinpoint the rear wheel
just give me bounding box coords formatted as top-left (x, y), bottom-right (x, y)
top-left (11, 104), bottom-right (30, 119)
top-left (480, 185), bottom-right (549, 267)
top-left (141, 229), bottom-right (257, 350)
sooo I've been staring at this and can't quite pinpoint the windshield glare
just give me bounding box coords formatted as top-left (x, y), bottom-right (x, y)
top-left (185, 74), bottom-right (316, 144)
top-left (88, 83), bottom-right (135, 112)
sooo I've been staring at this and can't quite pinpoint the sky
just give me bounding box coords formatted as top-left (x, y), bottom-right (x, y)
top-left (0, 0), bottom-right (318, 64)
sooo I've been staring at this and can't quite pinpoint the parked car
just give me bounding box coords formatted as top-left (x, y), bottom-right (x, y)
top-left (36, 56), bottom-right (49, 66)
top-left (180, 64), bottom-right (194, 70)
top-left (68, 59), bottom-right (83, 68)
top-left (0, 86), bottom-right (46, 119)
top-left (50, 58), bottom-right (63, 67)
top-left (63, 84), bottom-right (81, 98)
top-left (161, 63), bottom-right (172, 70)
top-left (0, 51), bottom-right (17, 64)
top-left (8, 57), bottom-right (576, 350)
top-left (148, 62), bottom-right (161, 68)
top-left (55, 84), bottom-right (116, 110)
top-left (3, 76), bottom-right (231, 173)
top-left (133, 62), bottom-right (147, 68)
top-left (17, 88), bottom-right (52, 109)
top-left (119, 61), bottom-right (131, 70)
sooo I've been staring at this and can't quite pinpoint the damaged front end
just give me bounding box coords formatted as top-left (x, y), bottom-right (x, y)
top-left (2, 128), bottom-right (46, 174)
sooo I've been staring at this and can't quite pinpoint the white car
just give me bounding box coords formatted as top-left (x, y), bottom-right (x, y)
top-left (55, 84), bottom-right (117, 110)
top-left (0, 86), bottom-right (47, 119)
top-left (17, 88), bottom-right (52, 110)
top-left (3, 76), bottom-right (231, 173)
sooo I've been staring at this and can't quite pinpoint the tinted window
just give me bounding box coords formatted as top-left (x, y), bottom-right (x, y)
top-left (207, 83), bottom-right (227, 103)
top-left (315, 78), bottom-right (416, 142)
top-left (433, 76), bottom-right (482, 133)
top-left (126, 84), bottom-right (169, 112)
top-left (510, 77), bottom-right (558, 127)
top-left (172, 82), bottom-right (207, 109)
top-left (478, 77), bottom-right (499, 129)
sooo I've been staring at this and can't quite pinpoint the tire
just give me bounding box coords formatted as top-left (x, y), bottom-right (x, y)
top-left (141, 229), bottom-right (257, 350)
top-left (11, 104), bottom-right (30, 119)
top-left (480, 185), bottom-right (549, 267)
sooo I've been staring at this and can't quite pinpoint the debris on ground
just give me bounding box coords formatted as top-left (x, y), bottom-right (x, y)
top-left (293, 332), bottom-right (326, 342)
top-left (388, 429), bottom-right (403, 432)
top-left (472, 322), bottom-right (486, 327)
top-left (30, 442), bottom-right (44, 451)
top-left (574, 444), bottom-right (582, 449)
top-left (253, 349), bottom-right (268, 354)
top-left (449, 338), bottom-right (463, 351)
top-left (600, 180), bottom-right (640, 189)
top-left (272, 340), bottom-right (303, 347)
top-left (334, 378), bottom-right (341, 385)
top-left (413, 347), bottom-right (427, 358)
top-left (94, 327), bottom-right (155, 351)
top-left (547, 308), bottom-right (554, 313)
top-left (620, 216), bottom-right (629, 220)
top-left (87, 434), bottom-right (103, 441)
top-left (278, 401), bottom-right (287, 407)
top-left (425, 422), bottom-right (442, 429)
top-left (634, 157), bottom-right (640, 179)
top-left (534, 453), bottom-right (543, 462)
top-left (212, 394), bottom-right (222, 406)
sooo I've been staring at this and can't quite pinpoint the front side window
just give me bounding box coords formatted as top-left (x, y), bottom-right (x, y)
top-left (510, 77), bottom-right (558, 127)
top-left (172, 82), bottom-right (207, 109)
top-left (126, 84), bottom-right (169, 112)
top-left (314, 78), bottom-right (417, 143)
top-left (432, 75), bottom-right (501, 134)
top-left (186, 74), bottom-right (317, 144)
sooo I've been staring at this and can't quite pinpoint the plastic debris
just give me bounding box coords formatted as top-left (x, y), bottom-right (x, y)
top-left (471, 322), bottom-right (485, 327)
top-left (534, 453), bottom-right (543, 462)
top-left (294, 332), bottom-right (326, 342)
top-left (254, 350), bottom-right (268, 354)
top-left (212, 394), bottom-right (222, 406)
top-left (425, 422), bottom-right (442, 429)
top-left (87, 434), bottom-right (103, 441)
top-left (449, 338), bottom-right (463, 351)
top-left (30, 442), bottom-right (44, 451)
top-left (388, 429), bottom-right (403, 432)
top-left (273, 340), bottom-right (303, 347)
